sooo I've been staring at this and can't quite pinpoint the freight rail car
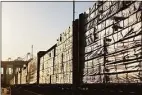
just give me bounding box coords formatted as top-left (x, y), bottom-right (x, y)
top-left (80, 1), bottom-right (142, 84)
top-left (27, 58), bottom-right (37, 84)
top-left (39, 44), bottom-right (56, 84)
top-left (10, 1), bottom-right (142, 86)
top-left (10, 23), bottom-right (78, 85)
top-left (38, 26), bottom-right (75, 84)
top-left (53, 26), bottom-right (73, 84)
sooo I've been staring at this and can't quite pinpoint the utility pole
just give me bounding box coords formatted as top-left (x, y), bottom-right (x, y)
top-left (73, 0), bottom-right (75, 21)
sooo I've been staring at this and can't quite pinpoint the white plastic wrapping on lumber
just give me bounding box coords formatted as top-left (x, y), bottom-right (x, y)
top-left (83, 1), bottom-right (142, 83)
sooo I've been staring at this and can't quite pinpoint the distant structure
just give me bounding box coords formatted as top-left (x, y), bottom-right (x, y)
top-left (1, 51), bottom-right (33, 87)
top-left (1, 60), bottom-right (29, 87)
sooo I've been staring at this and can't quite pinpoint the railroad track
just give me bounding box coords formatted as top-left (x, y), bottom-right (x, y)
top-left (11, 87), bottom-right (43, 95)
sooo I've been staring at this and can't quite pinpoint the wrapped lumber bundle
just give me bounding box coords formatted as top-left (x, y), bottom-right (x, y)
top-left (53, 26), bottom-right (73, 84)
top-left (27, 58), bottom-right (37, 84)
top-left (39, 45), bottom-right (56, 84)
top-left (82, 1), bottom-right (142, 83)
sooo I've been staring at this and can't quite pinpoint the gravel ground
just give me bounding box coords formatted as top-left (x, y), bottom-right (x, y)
top-left (2, 88), bottom-right (11, 95)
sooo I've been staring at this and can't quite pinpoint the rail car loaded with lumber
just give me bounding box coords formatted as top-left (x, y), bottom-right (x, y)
top-left (10, 1), bottom-right (142, 95)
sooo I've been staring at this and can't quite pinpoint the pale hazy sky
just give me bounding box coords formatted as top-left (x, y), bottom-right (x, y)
top-left (2, 2), bottom-right (94, 60)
